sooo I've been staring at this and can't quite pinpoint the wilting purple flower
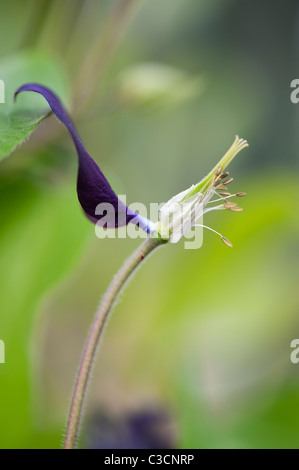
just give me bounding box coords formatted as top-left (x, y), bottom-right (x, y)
top-left (14, 83), bottom-right (153, 234)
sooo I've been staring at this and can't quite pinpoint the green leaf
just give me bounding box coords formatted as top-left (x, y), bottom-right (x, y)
top-left (0, 50), bottom-right (69, 161)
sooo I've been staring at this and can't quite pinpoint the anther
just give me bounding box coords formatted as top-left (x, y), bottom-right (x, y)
top-left (223, 177), bottom-right (233, 185)
top-left (221, 237), bottom-right (233, 247)
top-left (218, 191), bottom-right (231, 196)
top-left (214, 176), bottom-right (222, 186)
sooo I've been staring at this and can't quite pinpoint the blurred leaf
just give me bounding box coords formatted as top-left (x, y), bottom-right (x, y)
top-left (0, 172), bottom-right (90, 448)
top-left (117, 62), bottom-right (203, 112)
top-left (0, 50), bottom-right (69, 160)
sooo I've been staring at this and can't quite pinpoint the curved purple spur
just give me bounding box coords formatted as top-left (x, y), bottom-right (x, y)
top-left (14, 83), bottom-right (153, 234)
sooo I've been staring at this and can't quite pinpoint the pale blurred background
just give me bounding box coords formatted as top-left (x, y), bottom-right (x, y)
top-left (0, 0), bottom-right (299, 448)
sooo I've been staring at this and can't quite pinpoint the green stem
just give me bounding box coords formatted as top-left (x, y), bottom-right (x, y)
top-left (64, 235), bottom-right (162, 449)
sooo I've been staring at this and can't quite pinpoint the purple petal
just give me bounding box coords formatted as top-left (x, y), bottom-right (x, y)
top-left (14, 83), bottom-right (152, 233)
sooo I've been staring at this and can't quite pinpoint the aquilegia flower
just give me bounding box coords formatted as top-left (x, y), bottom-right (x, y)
top-left (14, 84), bottom-right (248, 247)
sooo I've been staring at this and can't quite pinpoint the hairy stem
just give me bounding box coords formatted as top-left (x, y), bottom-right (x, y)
top-left (64, 235), bottom-right (162, 449)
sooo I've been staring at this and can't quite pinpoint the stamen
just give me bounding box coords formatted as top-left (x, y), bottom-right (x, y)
top-left (223, 177), bottom-right (233, 185)
top-left (203, 205), bottom-right (226, 214)
top-left (195, 224), bottom-right (222, 237)
top-left (215, 166), bottom-right (222, 177)
top-left (195, 224), bottom-right (233, 247)
top-left (214, 176), bottom-right (222, 187)
top-left (209, 193), bottom-right (239, 204)
top-left (224, 202), bottom-right (237, 209)
top-left (210, 192), bottom-right (246, 204)
top-left (221, 237), bottom-right (233, 247)
top-left (216, 185), bottom-right (227, 191)
top-left (218, 191), bottom-right (231, 196)
top-left (228, 206), bottom-right (243, 212)
top-left (221, 172), bottom-right (229, 179)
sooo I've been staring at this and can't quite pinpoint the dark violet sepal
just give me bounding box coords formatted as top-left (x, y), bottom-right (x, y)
top-left (14, 83), bottom-right (152, 233)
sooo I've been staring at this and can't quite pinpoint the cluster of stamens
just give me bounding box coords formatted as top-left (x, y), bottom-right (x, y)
top-left (199, 166), bottom-right (246, 248)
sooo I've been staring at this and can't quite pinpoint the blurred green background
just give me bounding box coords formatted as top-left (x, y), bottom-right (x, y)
top-left (0, 0), bottom-right (299, 449)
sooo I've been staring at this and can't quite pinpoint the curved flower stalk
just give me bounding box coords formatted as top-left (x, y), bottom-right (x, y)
top-left (13, 83), bottom-right (248, 448)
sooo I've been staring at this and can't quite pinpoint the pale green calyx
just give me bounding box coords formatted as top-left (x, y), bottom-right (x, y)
top-left (153, 136), bottom-right (249, 247)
